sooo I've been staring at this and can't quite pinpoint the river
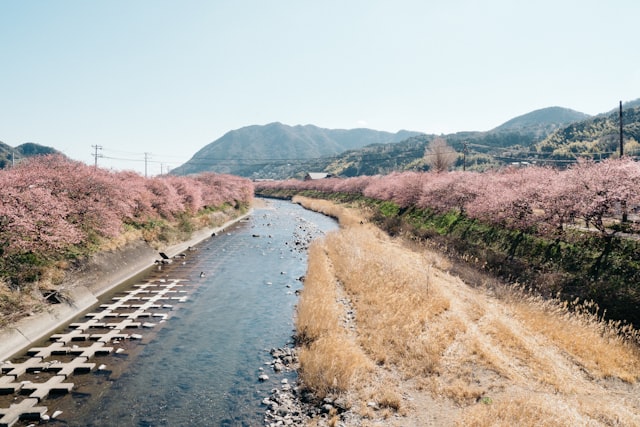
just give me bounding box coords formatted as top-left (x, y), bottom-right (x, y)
top-left (9, 198), bottom-right (337, 427)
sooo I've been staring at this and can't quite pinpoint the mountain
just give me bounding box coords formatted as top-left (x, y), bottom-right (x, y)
top-left (323, 106), bottom-right (594, 176)
top-left (0, 141), bottom-right (60, 169)
top-left (492, 106), bottom-right (591, 136)
top-left (533, 104), bottom-right (640, 162)
top-left (171, 122), bottom-right (420, 178)
top-left (172, 103), bottom-right (638, 179)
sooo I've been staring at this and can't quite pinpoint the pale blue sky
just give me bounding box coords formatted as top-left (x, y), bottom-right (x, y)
top-left (1, 0), bottom-right (638, 175)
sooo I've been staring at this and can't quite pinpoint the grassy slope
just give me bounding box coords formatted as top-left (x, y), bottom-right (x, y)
top-left (257, 189), bottom-right (640, 329)
top-left (293, 196), bottom-right (640, 426)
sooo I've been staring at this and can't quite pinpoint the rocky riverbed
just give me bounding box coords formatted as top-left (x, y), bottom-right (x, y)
top-left (261, 346), bottom-right (351, 427)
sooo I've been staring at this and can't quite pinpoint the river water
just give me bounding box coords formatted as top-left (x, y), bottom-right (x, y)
top-left (14, 199), bottom-right (337, 427)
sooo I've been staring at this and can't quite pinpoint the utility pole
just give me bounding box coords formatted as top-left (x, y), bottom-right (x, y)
top-left (144, 152), bottom-right (151, 178)
top-left (91, 145), bottom-right (103, 168)
top-left (462, 141), bottom-right (468, 171)
top-left (619, 101), bottom-right (624, 157)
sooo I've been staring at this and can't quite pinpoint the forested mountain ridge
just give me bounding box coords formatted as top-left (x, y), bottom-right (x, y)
top-left (171, 101), bottom-right (638, 179)
top-left (533, 104), bottom-right (640, 162)
top-left (324, 102), bottom-right (640, 175)
top-left (492, 106), bottom-right (590, 135)
top-left (0, 141), bottom-right (60, 169)
top-left (324, 106), bottom-right (594, 176)
top-left (170, 122), bottom-right (420, 178)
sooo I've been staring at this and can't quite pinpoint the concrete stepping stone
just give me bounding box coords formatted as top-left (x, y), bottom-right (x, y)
top-left (141, 295), bottom-right (170, 302)
top-left (69, 319), bottom-right (106, 331)
top-left (1, 358), bottom-right (47, 377)
top-left (47, 357), bottom-right (95, 378)
top-left (152, 313), bottom-right (169, 321)
top-left (104, 319), bottom-right (141, 329)
top-left (99, 302), bottom-right (130, 309)
top-left (0, 398), bottom-right (47, 427)
top-left (90, 330), bottom-right (129, 343)
top-left (21, 375), bottom-right (73, 400)
top-left (83, 311), bottom-right (120, 320)
top-left (26, 342), bottom-right (71, 358)
top-left (113, 295), bottom-right (141, 302)
top-left (0, 375), bottom-right (23, 394)
top-left (130, 303), bottom-right (160, 309)
top-left (50, 329), bottom-right (89, 344)
top-left (121, 310), bottom-right (153, 320)
top-left (67, 342), bottom-right (113, 358)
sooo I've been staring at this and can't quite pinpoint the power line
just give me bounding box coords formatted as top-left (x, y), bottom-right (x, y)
top-left (144, 152), bottom-right (151, 178)
top-left (91, 145), bottom-right (103, 168)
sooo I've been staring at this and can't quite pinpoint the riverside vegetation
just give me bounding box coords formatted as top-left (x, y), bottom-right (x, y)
top-left (291, 196), bottom-right (640, 426)
top-left (0, 155), bottom-right (253, 327)
top-left (256, 158), bottom-right (640, 328)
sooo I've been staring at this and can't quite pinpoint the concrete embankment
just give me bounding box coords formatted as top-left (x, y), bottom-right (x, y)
top-left (0, 210), bottom-right (252, 362)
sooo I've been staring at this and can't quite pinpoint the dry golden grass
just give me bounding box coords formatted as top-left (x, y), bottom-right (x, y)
top-left (295, 241), bottom-right (342, 344)
top-left (97, 228), bottom-right (142, 252)
top-left (323, 225), bottom-right (451, 376)
top-left (298, 335), bottom-right (373, 396)
top-left (293, 197), bottom-right (640, 426)
top-left (510, 295), bottom-right (640, 383)
top-left (296, 239), bottom-right (373, 397)
top-left (0, 280), bottom-right (42, 328)
top-left (458, 393), bottom-right (579, 427)
top-left (293, 196), bottom-right (366, 228)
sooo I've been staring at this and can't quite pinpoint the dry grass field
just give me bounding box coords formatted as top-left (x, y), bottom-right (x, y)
top-left (293, 196), bottom-right (640, 426)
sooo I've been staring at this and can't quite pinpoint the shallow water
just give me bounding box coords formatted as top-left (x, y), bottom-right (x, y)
top-left (13, 199), bottom-right (337, 427)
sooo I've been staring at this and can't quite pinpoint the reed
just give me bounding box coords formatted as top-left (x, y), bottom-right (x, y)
top-left (294, 197), bottom-right (640, 425)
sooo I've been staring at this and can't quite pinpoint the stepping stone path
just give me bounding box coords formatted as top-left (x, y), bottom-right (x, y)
top-left (0, 277), bottom-right (191, 426)
top-left (0, 398), bottom-right (47, 427)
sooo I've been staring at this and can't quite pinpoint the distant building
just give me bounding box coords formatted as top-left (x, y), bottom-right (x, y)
top-left (304, 172), bottom-right (331, 181)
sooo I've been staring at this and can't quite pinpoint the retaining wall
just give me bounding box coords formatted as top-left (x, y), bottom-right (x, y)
top-left (0, 211), bottom-right (252, 362)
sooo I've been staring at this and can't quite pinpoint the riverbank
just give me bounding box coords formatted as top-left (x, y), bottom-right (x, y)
top-left (290, 196), bottom-right (640, 426)
top-left (0, 209), bottom-right (252, 362)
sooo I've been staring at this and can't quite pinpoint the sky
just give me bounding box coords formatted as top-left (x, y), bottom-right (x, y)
top-left (1, 0), bottom-right (639, 176)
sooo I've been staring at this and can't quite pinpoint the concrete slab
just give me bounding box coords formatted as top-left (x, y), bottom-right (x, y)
top-left (1, 358), bottom-right (47, 377)
top-left (26, 342), bottom-right (71, 358)
top-left (50, 329), bottom-right (90, 344)
top-left (67, 342), bottom-right (113, 358)
top-left (104, 319), bottom-right (141, 329)
top-left (0, 398), bottom-right (47, 427)
top-left (0, 376), bottom-right (23, 394)
top-left (0, 330), bottom-right (31, 364)
top-left (48, 357), bottom-right (95, 378)
top-left (69, 319), bottom-right (104, 331)
top-left (83, 311), bottom-right (120, 320)
top-left (21, 375), bottom-right (74, 400)
top-left (90, 330), bottom-right (129, 343)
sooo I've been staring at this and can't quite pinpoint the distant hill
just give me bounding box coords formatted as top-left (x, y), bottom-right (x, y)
top-left (171, 102), bottom-right (639, 179)
top-left (533, 104), bottom-right (640, 163)
top-left (0, 141), bottom-right (60, 169)
top-left (323, 106), bottom-right (593, 176)
top-left (492, 106), bottom-right (591, 136)
top-left (171, 122), bottom-right (420, 178)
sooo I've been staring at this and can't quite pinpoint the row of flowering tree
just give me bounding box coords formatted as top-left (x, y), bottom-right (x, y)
top-left (0, 155), bottom-right (253, 263)
top-left (256, 158), bottom-right (640, 237)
